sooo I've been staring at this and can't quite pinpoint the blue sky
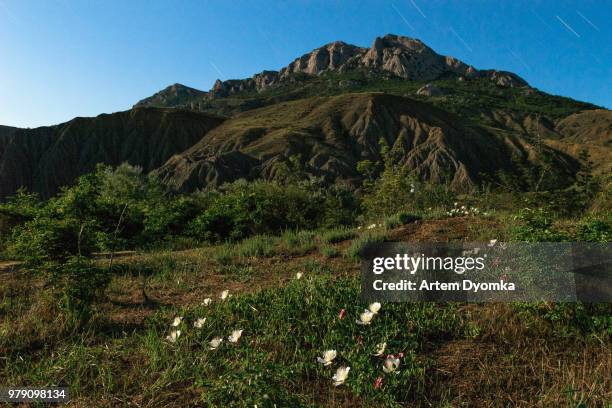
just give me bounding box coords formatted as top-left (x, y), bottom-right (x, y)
top-left (1, 0), bottom-right (610, 128)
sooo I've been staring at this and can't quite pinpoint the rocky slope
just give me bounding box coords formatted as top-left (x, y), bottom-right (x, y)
top-left (0, 108), bottom-right (224, 199)
top-left (154, 93), bottom-right (577, 192)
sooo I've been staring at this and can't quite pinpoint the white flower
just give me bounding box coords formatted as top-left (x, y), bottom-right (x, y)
top-left (194, 318), bottom-right (206, 328)
top-left (332, 366), bottom-right (350, 386)
top-left (368, 302), bottom-right (381, 314)
top-left (228, 329), bottom-right (243, 343)
top-left (383, 356), bottom-right (400, 374)
top-left (166, 330), bottom-right (181, 343)
top-left (453, 202), bottom-right (458, 207)
top-left (209, 337), bottom-right (223, 350)
top-left (374, 342), bottom-right (386, 356)
top-left (202, 298), bottom-right (212, 306)
top-left (295, 272), bottom-right (303, 280)
top-left (220, 290), bottom-right (230, 300)
top-left (316, 350), bottom-right (337, 366)
top-left (488, 239), bottom-right (498, 247)
top-left (356, 310), bottom-right (375, 325)
top-left (171, 316), bottom-right (182, 327)
top-left (367, 223), bottom-right (377, 230)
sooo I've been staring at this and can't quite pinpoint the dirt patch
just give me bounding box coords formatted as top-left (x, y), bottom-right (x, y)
top-left (390, 217), bottom-right (503, 242)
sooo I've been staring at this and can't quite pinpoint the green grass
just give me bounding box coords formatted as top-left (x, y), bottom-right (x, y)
top-left (276, 230), bottom-right (317, 255)
top-left (234, 235), bottom-right (277, 259)
top-left (383, 212), bottom-right (421, 229)
top-left (1, 273), bottom-right (470, 407)
top-left (320, 227), bottom-right (357, 244)
top-left (344, 229), bottom-right (389, 260)
top-left (320, 245), bottom-right (339, 258)
top-left (2, 210), bottom-right (611, 406)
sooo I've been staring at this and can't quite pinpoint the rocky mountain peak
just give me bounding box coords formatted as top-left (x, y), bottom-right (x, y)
top-left (280, 41), bottom-right (365, 77)
top-left (135, 34), bottom-right (530, 109)
top-left (135, 83), bottom-right (208, 108)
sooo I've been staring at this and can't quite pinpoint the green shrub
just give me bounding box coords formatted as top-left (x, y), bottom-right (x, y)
top-left (575, 219), bottom-right (611, 243)
top-left (188, 180), bottom-right (319, 242)
top-left (359, 139), bottom-right (455, 219)
top-left (51, 256), bottom-right (111, 325)
top-left (8, 217), bottom-right (97, 267)
top-left (511, 208), bottom-right (568, 242)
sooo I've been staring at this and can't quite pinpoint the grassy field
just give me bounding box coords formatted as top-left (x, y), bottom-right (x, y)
top-left (1, 213), bottom-right (610, 407)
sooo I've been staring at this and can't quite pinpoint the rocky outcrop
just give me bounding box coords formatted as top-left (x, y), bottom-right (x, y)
top-left (416, 83), bottom-right (444, 96)
top-left (0, 108), bottom-right (224, 199)
top-left (280, 41), bottom-right (365, 76)
top-left (479, 70), bottom-right (528, 88)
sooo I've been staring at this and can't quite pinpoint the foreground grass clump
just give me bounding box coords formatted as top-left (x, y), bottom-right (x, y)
top-left (276, 229), bottom-right (316, 255)
top-left (383, 212), bottom-right (421, 229)
top-left (234, 234), bottom-right (277, 259)
top-left (345, 229), bottom-right (388, 259)
top-left (320, 226), bottom-right (357, 244)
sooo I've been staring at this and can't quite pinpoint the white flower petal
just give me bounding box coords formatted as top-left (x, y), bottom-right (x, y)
top-left (368, 302), bottom-right (381, 314)
top-left (332, 366), bottom-right (350, 386)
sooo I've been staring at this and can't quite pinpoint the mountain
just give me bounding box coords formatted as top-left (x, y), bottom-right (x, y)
top-left (0, 108), bottom-right (224, 199)
top-left (154, 92), bottom-right (577, 192)
top-left (2, 34), bottom-right (609, 200)
top-left (0, 125), bottom-right (19, 138)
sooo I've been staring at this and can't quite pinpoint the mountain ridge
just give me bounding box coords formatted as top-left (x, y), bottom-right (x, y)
top-left (1, 34), bottom-right (609, 200)
top-left (134, 34), bottom-right (529, 109)
top-left (0, 108), bottom-right (224, 199)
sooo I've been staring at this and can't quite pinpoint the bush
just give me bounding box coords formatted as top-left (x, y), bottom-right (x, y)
top-left (51, 256), bottom-right (111, 325)
top-left (188, 180), bottom-right (356, 243)
top-left (8, 217), bottom-right (97, 267)
top-left (359, 139), bottom-right (455, 219)
top-left (575, 219), bottom-right (611, 243)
